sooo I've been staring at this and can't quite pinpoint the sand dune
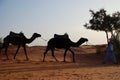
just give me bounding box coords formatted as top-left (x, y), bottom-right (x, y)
top-left (0, 45), bottom-right (120, 80)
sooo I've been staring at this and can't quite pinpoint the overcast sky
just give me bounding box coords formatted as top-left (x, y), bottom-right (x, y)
top-left (0, 0), bottom-right (120, 46)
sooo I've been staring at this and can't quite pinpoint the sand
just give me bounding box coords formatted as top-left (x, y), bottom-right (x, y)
top-left (0, 45), bottom-right (120, 80)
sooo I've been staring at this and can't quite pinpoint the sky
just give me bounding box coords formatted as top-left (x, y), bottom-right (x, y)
top-left (0, 0), bottom-right (120, 46)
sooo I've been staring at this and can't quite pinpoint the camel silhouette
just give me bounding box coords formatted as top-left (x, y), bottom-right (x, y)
top-left (0, 31), bottom-right (41, 60)
top-left (43, 35), bottom-right (88, 62)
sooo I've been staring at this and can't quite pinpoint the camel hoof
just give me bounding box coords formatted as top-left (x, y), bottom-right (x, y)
top-left (63, 60), bottom-right (66, 62)
top-left (43, 59), bottom-right (45, 62)
top-left (55, 59), bottom-right (59, 62)
top-left (6, 58), bottom-right (9, 60)
top-left (13, 57), bottom-right (16, 59)
top-left (2, 59), bottom-right (9, 61)
top-left (26, 58), bottom-right (29, 61)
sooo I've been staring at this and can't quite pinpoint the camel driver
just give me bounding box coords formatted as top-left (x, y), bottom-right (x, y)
top-left (102, 38), bottom-right (118, 64)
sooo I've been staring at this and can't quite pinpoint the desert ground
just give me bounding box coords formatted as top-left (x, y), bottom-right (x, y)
top-left (0, 45), bottom-right (120, 80)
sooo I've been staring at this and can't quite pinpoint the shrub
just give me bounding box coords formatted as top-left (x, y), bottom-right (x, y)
top-left (112, 33), bottom-right (120, 58)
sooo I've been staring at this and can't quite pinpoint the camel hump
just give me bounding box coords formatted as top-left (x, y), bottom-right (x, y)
top-left (9, 31), bottom-right (25, 38)
top-left (54, 33), bottom-right (69, 39)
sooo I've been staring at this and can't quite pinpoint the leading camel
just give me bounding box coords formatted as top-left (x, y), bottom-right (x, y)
top-left (43, 35), bottom-right (88, 62)
top-left (0, 31), bottom-right (41, 60)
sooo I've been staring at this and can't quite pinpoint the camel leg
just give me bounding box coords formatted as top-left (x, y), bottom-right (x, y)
top-left (0, 47), bottom-right (2, 59)
top-left (0, 46), bottom-right (4, 59)
top-left (5, 47), bottom-right (9, 60)
top-left (64, 49), bottom-right (68, 62)
top-left (0, 44), bottom-right (7, 57)
top-left (0, 43), bottom-right (9, 59)
top-left (0, 48), bottom-right (1, 53)
top-left (23, 45), bottom-right (29, 60)
top-left (0, 47), bottom-right (2, 54)
top-left (0, 49), bottom-right (1, 54)
top-left (69, 48), bottom-right (75, 62)
top-left (43, 47), bottom-right (49, 62)
top-left (51, 48), bottom-right (58, 61)
top-left (14, 45), bottom-right (20, 59)
top-left (0, 47), bottom-right (2, 55)
top-left (2, 43), bottom-right (9, 59)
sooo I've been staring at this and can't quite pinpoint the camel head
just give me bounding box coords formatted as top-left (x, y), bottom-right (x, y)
top-left (77, 37), bottom-right (88, 46)
top-left (33, 33), bottom-right (41, 38)
top-left (80, 37), bottom-right (88, 42)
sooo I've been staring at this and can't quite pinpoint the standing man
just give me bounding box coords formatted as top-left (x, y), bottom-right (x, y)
top-left (102, 38), bottom-right (118, 64)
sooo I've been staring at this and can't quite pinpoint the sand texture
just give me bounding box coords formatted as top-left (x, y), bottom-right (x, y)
top-left (0, 45), bottom-right (120, 80)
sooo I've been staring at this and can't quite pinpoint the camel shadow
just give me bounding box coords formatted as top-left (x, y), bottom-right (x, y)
top-left (0, 52), bottom-right (119, 74)
top-left (0, 45), bottom-right (119, 74)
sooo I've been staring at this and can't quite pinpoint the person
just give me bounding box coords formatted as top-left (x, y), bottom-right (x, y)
top-left (102, 38), bottom-right (118, 64)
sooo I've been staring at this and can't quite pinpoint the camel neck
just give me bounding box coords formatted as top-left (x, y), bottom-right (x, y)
top-left (26, 36), bottom-right (36, 44)
top-left (71, 39), bottom-right (84, 47)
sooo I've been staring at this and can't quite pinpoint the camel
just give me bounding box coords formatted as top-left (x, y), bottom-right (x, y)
top-left (43, 36), bottom-right (88, 62)
top-left (0, 31), bottom-right (41, 60)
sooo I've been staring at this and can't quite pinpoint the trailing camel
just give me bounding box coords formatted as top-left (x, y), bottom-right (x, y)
top-left (43, 34), bottom-right (88, 62)
top-left (0, 31), bottom-right (41, 60)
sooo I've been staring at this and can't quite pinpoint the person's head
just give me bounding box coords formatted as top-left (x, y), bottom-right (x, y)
top-left (108, 38), bottom-right (113, 45)
top-left (108, 38), bottom-right (113, 42)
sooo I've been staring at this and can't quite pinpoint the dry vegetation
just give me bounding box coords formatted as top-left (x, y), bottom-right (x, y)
top-left (0, 45), bottom-right (120, 80)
